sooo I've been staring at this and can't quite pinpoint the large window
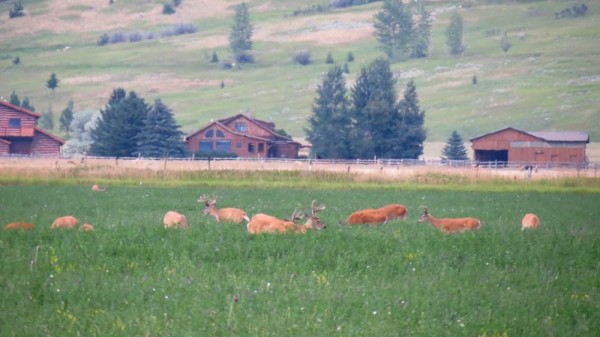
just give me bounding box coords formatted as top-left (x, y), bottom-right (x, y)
top-left (205, 130), bottom-right (214, 138)
top-left (216, 130), bottom-right (225, 138)
top-left (258, 143), bottom-right (265, 153)
top-left (9, 118), bottom-right (21, 128)
top-left (216, 140), bottom-right (231, 153)
top-left (235, 122), bottom-right (247, 133)
top-left (248, 143), bottom-right (255, 153)
top-left (199, 140), bottom-right (213, 152)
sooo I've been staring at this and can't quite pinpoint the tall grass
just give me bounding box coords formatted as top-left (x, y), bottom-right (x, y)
top-left (1, 182), bottom-right (599, 336)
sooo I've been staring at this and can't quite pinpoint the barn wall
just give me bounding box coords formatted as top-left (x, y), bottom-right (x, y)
top-left (31, 131), bottom-right (62, 157)
top-left (0, 106), bottom-right (37, 137)
top-left (0, 140), bottom-right (10, 155)
top-left (471, 129), bottom-right (539, 150)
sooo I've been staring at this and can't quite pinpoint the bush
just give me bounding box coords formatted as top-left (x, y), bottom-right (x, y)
top-left (293, 50), bottom-right (311, 65)
top-left (172, 0), bottom-right (182, 6)
top-left (97, 33), bottom-right (110, 46)
top-left (235, 52), bottom-right (254, 64)
top-left (129, 32), bottom-right (143, 43)
top-left (347, 51), bottom-right (354, 62)
top-left (162, 3), bottom-right (175, 15)
top-left (325, 53), bottom-right (334, 64)
top-left (109, 32), bottom-right (127, 44)
top-left (8, 0), bottom-right (25, 18)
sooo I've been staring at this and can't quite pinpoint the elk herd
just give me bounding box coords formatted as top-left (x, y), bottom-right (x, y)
top-left (3, 184), bottom-right (541, 234)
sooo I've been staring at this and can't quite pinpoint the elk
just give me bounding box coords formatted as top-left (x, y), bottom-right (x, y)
top-left (50, 215), bottom-right (79, 229)
top-left (4, 222), bottom-right (35, 230)
top-left (197, 194), bottom-right (249, 223)
top-left (91, 184), bottom-right (106, 191)
top-left (521, 213), bottom-right (540, 230)
top-left (80, 223), bottom-right (95, 231)
top-left (247, 200), bottom-right (326, 234)
top-left (418, 207), bottom-right (481, 234)
top-left (163, 211), bottom-right (188, 229)
top-left (343, 204), bottom-right (407, 225)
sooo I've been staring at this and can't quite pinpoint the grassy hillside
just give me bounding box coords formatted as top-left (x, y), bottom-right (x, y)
top-left (1, 0), bottom-right (599, 150)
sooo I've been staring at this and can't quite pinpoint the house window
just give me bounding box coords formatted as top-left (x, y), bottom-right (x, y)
top-left (9, 118), bottom-right (21, 128)
top-left (199, 140), bottom-right (213, 152)
top-left (216, 140), bottom-right (231, 153)
top-left (205, 130), bottom-right (214, 138)
top-left (216, 130), bottom-right (225, 138)
top-left (258, 143), bottom-right (265, 153)
top-left (235, 122), bottom-right (247, 133)
top-left (236, 142), bottom-right (242, 148)
top-left (248, 143), bottom-right (255, 153)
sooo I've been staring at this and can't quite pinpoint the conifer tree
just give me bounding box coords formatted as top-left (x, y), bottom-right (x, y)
top-left (135, 99), bottom-right (188, 158)
top-left (305, 65), bottom-right (351, 159)
top-left (441, 130), bottom-right (468, 160)
top-left (38, 108), bottom-right (54, 131)
top-left (46, 72), bottom-right (60, 92)
top-left (59, 99), bottom-right (75, 135)
top-left (395, 80), bottom-right (426, 159)
top-left (21, 97), bottom-right (35, 112)
top-left (229, 2), bottom-right (253, 63)
top-left (9, 91), bottom-right (20, 106)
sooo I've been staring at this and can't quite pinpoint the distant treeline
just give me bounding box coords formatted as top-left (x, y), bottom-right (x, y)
top-left (97, 23), bottom-right (197, 46)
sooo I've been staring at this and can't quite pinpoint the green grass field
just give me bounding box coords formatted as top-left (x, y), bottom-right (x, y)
top-left (1, 181), bottom-right (599, 336)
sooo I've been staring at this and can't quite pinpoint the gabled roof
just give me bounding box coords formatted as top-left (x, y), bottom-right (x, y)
top-left (0, 100), bottom-right (42, 118)
top-left (470, 127), bottom-right (589, 143)
top-left (35, 127), bottom-right (65, 144)
top-left (185, 120), bottom-right (271, 142)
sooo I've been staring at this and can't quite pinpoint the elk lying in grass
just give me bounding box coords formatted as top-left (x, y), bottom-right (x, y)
top-left (521, 213), bottom-right (540, 230)
top-left (418, 207), bottom-right (481, 234)
top-left (163, 211), bottom-right (188, 229)
top-left (91, 184), bottom-right (106, 191)
top-left (50, 215), bottom-right (79, 229)
top-left (198, 194), bottom-right (249, 223)
top-left (4, 222), bottom-right (35, 230)
top-left (343, 204), bottom-right (408, 225)
top-left (80, 223), bottom-right (95, 231)
top-left (247, 200), bottom-right (326, 234)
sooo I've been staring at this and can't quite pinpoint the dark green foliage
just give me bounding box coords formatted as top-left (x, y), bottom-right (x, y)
top-left (446, 12), bottom-right (465, 56)
top-left (220, 80), bottom-right (225, 88)
top-left (9, 90), bottom-right (20, 106)
top-left (90, 88), bottom-right (149, 157)
top-left (21, 96), bottom-right (35, 112)
top-left (210, 50), bottom-right (219, 63)
top-left (293, 50), bottom-right (311, 65)
top-left (59, 99), bottom-right (75, 135)
top-left (472, 74), bottom-right (478, 85)
top-left (501, 33), bottom-right (511, 54)
top-left (275, 128), bottom-right (290, 138)
top-left (37, 109), bottom-right (54, 131)
top-left (305, 65), bottom-right (352, 159)
top-left (373, 0), bottom-right (413, 59)
top-left (395, 80), bottom-right (426, 159)
top-left (135, 98), bottom-right (188, 158)
top-left (8, 0), bottom-right (24, 18)
top-left (325, 52), bottom-right (334, 64)
top-left (442, 130), bottom-right (469, 160)
top-left (162, 3), bottom-right (175, 15)
top-left (343, 62), bottom-right (350, 74)
top-left (346, 51), bottom-right (354, 62)
top-left (410, 1), bottom-right (432, 58)
top-left (12, 56), bottom-right (20, 65)
top-left (46, 72), bottom-right (59, 92)
top-left (172, 0), bottom-right (182, 7)
top-left (229, 2), bottom-right (253, 63)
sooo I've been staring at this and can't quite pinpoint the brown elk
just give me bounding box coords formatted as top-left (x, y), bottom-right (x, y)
top-left (343, 204), bottom-right (408, 225)
top-left (197, 194), bottom-right (249, 223)
top-left (4, 222), bottom-right (35, 230)
top-left (50, 215), bottom-right (79, 229)
top-left (80, 223), bottom-right (95, 231)
top-left (163, 211), bottom-right (188, 229)
top-left (247, 200), bottom-right (326, 234)
top-left (91, 184), bottom-right (106, 191)
top-left (418, 207), bottom-right (481, 234)
top-left (521, 213), bottom-right (540, 230)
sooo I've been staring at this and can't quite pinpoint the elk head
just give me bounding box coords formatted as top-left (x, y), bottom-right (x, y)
top-left (197, 194), bottom-right (217, 215)
top-left (304, 200), bottom-right (327, 230)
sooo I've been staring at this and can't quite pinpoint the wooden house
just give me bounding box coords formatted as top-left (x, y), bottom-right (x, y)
top-left (185, 114), bottom-right (301, 158)
top-left (470, 127), bottom-right (589, 164)
top-left (0, 101), bottom-right (64, 157)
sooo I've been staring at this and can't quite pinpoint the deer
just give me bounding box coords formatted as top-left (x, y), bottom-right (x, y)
top-left (342, 204), bottom-right (407, 225)
top-left (163, 211), bottom-right (188, 229)
top-left (91, 184), bottom-right (106, 191)
top-left (197, 194), bottom-right (249, 223)
top-left (418, 207), bottom-right (481, 234)
top-left (80, 223), bottom-right (95, 231)
top-left (50, 215), bottom-right (79, 229)
top-left (521, 213), bottom-right (540, 230)
top-left (4, 222), bottom-right (35, 230)
top-left (247, 200), bottom-right (326, 234)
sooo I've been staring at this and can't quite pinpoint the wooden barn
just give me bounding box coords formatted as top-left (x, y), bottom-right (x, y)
top-left (0, 101), bottom-right (64, 157)
top-left (470, 127), bottom-right (589, 164)
top-left (185, 113), bottom-right (302, 158)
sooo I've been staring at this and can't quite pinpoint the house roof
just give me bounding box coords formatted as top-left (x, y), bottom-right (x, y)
top-left (186, 120), bottom-right (272, 142)
top-left (0, 100), bottom-right (42, 118)
top-left (470, 127), bottom-right (589, 143)
top-left (35, 127), bottom-right (65, 144)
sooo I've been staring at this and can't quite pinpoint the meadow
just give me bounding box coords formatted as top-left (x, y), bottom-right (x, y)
top-left (1, 170), bottom-right (599, 336)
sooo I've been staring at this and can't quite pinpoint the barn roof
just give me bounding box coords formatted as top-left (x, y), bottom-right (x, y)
top-left (35, 127), bottom-right (65, 144)
top-left (0, 100), bottom-right (42, 118)
top-left (470, 127), bottom-right (589, 143)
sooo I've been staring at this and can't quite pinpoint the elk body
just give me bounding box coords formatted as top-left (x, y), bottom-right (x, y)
top-left (91, 184), bottom-right (106, 191)
top-left (344, 204), bottom-right (408, 225)
top-left (4, 222), bottom-right (35, 230)
top-left (198, 194), bottom-right (249, 223)
top-left (247, 200), bottom-right (326, 234)
top-left (521, 213), bottom-right (540, 230)
top-left (80, 223), bottom-right (95, 231)
top-left (418, 207), bottom-right (481, 234)
top-left (50, 215), bottom-right (79, 229)
top-left (163, 211), bottom-right (188, 229)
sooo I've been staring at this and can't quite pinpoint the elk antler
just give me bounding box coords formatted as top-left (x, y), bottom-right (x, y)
top-left (289, 208), bottom-right (305, 222)
top-left (197, 194), bottom-right (217, 206)
top-left (311, 200), bottom-right (326, 216)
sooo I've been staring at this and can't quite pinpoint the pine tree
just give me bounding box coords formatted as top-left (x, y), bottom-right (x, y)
top-left (59, 99), bottom-right (75, 135)
top-left (446, 12), bottom-right (465, 56)
top-left (9, 0), bottom-right (25, 18)
top-left (396, 80), bottom-right (426, 159)
top-left (500, 33), bottom-right (512, 55)
top-left (441, 130), bottom-right (468, 161)
top-left (38, 108), bottom-right (54, 131)
top-left (135, 98), bottom-right (188, 158)
top-left (210, 50), bottom-right (219, 63)
top-left (46, 72), bottom-right (60, 92)
top-left (21, 97), bottom-right (35, 112)
top-left (373, 0), bottom-right (413, 60)
top-left (325, 52), bottom-right (334, 64)
top-left (305, 65), bottom-right (352, 159)
top-left (229, 2), bottom-right (253, 63)
top-left (9, 91), bottom-right (20, 106)
top-left (90, 88), bottom-right (148, 157)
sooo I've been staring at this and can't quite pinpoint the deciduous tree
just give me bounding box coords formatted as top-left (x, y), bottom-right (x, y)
top-left (373, 0), bottom-right (413, 60)
top-left (446, 12), bottom-right (464, 56)
top-left (229, 2), bottom-right (253, 63)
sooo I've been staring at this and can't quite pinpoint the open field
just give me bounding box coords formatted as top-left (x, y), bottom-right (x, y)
top-left (1, 175), bottom-right (599, 336)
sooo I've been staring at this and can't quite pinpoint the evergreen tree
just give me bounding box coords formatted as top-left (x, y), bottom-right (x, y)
top-left (325, 52), bottom-right (334, 64)
top-left (396, 80), bottom-right (426, 159)
top-left (229, 2), bottom-right (253, 63)
top-left (46, 72), bottom-right (60, 92)
top-left (90, 88), bottom-right (148, 157)
top-left (446, 12), bottom-right (465, 56)
top-left (135, 98), bottom-right (188, 158)
top-left (210, 50), bottom-right (219, 63)
top-left (59, 99), bottom-right (75, 135)
top-left (38, 108), bottom-right (54, 131)
top-left (21, 97), bottom-right (35, 112)
top-left (441, 130), bottom-right (468, 160)
top-left (9, 91), bottom-right (20, 106)
top-left (500, 33), bottom-right (511, 55)
top-left (373, 0), bottom-right (413, 60)
top-left (410, 1), bottom-right (432, 58)
top-left (9, 0), bottom-right (25, 18)
top-left (305, 65), bottom-right (352, 159)
top-left (12, 56), bottom-right (20, 65)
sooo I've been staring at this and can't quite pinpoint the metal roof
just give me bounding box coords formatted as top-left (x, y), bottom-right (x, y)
top-left (528, 131), bottom-right (589, 143)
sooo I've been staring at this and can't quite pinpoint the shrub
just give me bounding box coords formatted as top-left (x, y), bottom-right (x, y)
top-left (109, 32), bottom-right (127, 44)
top-left (173, 23), bottom-right (197, 35)
top-left (97, 33), bottom-right (110, 46)
top-left (162, 3), bottom-right (175, 15)
top-left (325, 53), bottom-right (334, 64)
top-left (172, 0), bottom-right (182, 6)
top-left (347, 51), bottom-right (354, 62)
top-left (211, 51), bottom-right (219, 63)
top-left (293, 50), bottom-right (311, 65)
top-left (129, 32), bottom-right (143, 43)
top-left (8, 0), bottom-right (25, 18)
top-left (235, 52), bottom-right (254, 64)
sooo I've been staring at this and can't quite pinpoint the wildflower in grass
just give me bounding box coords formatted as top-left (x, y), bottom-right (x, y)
top-left (312, 271), bottom-right (328, 285)
top-left (405, 252), bottom-right (417, 261)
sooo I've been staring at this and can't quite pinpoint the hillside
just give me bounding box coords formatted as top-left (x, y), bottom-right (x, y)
top-left (1, 0), bottom-right (598, 159)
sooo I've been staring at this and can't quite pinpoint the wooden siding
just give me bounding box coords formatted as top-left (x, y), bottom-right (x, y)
top-left (0, 139), bottom-right (10, 155)
top-left (32, 129), bottom-right (62, 157)
top-left (471, 129), bottom-right (541, 151)
top-left (0, 105), bottom-right (38, 137)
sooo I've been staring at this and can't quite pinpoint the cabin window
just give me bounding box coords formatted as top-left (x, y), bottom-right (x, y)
top-left (248, 143), bottom-right (255, 153)
top-left (199, 140), bottom-right (213, 152)
top-left (9, 118), bottom-right (21, 128)
top-left (216, 140), bottom-right (231, 153)
top-left (236, 142), bottom-right (242, 148)
top-left (205, 130), bottom-right (214, 138)
top-left (235, 122), bottom-right (247, 133)
top-left (258, 143), bottom-right (265, 153)
top-left (216, 130), bottom-right (225, 138)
